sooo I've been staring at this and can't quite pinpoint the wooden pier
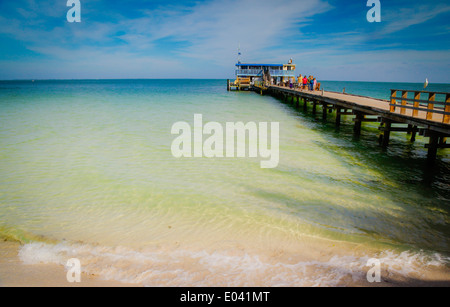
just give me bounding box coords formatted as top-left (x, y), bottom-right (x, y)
top-left (250, 84), bottom-right (450, 163)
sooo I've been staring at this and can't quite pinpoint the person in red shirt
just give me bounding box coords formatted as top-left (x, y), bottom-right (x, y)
top-left (302, 76), bottom-right (308, 90)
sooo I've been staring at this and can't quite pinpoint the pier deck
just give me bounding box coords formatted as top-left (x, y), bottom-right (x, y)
top-left (252, 84), bottom-right (450, 163)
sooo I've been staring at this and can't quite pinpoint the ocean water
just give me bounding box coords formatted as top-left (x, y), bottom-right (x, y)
top-left (0, 79), bottom-right (449, 286)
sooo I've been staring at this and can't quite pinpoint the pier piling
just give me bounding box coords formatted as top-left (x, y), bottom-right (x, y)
top-left (353, 112), bottom-right (363, 137)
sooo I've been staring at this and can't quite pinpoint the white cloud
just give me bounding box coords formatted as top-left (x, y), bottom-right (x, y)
top-left (0, 0), bottom-right (332, 78)
top-left (381, 4), bottom-right (450, 35)
top-left (0, 0), bottom-right (449, 81)
top-left (104, 0), bottom-right (333, 64)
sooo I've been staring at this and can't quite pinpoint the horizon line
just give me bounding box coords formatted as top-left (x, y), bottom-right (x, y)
top-left (0, 78), bottom-right (447, 84)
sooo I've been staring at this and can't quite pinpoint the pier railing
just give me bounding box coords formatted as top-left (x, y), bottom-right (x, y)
top-left (390, 89), bottom-right (450, 124)
top-left (236, 69), bottom-right (263, 76)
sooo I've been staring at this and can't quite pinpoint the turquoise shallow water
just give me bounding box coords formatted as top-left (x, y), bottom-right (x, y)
top-left (0, 79), bottom-right (449, 286)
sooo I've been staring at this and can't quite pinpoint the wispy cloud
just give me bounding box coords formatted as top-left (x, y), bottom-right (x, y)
top-left (0, 0), bottom-right (448, 81)
top-left (381, 4), bottom-right (450, 35)
top-left (114, 0), bottom-right (332, 63)
top-left (0, 0), bottom-right (332, 77)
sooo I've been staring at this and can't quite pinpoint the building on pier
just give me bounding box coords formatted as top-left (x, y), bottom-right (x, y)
top-left (228, 59), bottom-right (296, 90)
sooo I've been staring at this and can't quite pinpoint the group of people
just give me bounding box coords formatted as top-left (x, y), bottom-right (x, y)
top-left (298, 74), bottom-right (318, 91)
top-left (282, 75), bottom-right (320, 91)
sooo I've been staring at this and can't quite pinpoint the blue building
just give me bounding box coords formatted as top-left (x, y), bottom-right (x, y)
top-left (235, 60), bottom-right (296, 86)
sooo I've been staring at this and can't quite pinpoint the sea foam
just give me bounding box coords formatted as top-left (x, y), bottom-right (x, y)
top-left (18, 241), bottom-right (450, 287)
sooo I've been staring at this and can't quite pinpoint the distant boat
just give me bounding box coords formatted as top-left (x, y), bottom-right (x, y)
top-left (424, 78), bottom-right (428, 89)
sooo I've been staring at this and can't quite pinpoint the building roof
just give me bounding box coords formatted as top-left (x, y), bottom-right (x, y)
top-left (236, 63), bottom-right (286, 67)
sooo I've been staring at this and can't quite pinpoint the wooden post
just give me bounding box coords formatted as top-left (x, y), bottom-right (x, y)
top-left (426, 92), bottom-right (436, 120)
top-left (413, 92), bottom-right (421, 117)
top-left (444, 94), bottom-right (450, 124)
top-left (411, 128), bottom-right (417, 142)
top-left (407, 124), bottom-right (413, 135)
top-left (336, 108), bottom-right (342, 127)
top-left (227, 79), bottom-right (230, 91)
top-left (378, 122), bottom-right (384, 145)
top-left (353, 112), bottom-right (363, 137)
top-left (312, 101), bottom-right (317, 115)
top-left (322, 103), bottom-right (327, 120)
top-left (390, 90), bottom-right (397, 112)
top-left (381, 120), bottom-right (391, 148)
top-left (303, 98), bottom-right (308, 111)
top-left (427, 132), bottom-right (439, 164)
top-left (407, 125), bottom-right (418, 142)
top-left (400, 91), bottom-right (408, 115)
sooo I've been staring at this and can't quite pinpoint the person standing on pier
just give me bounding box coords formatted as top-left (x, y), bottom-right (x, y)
top-left (302, 76), bottom-right (308, 90)
top-left (297, 75), bottom-right (303, 89)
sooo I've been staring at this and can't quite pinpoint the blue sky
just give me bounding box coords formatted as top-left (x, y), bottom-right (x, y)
top-left (0, 0), bottom-right (449, 82)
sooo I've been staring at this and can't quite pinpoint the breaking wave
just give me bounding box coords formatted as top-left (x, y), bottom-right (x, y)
top-left (18, 241), bottom-right (450, 287)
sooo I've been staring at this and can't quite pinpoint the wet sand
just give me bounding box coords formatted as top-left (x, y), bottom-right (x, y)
top-left (2, 240), bottom-right (450, 287)
top-left (0, 240), bottom-right (139, 287)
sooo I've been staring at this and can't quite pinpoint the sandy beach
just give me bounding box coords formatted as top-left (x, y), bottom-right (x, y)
top-left (2, 238), bottom-right (450, 287)
top-left (0, 240), bottom-right (138, 287)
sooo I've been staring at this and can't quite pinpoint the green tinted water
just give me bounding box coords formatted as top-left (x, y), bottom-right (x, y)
top-left (0, 80), bottom-right (449, 286)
